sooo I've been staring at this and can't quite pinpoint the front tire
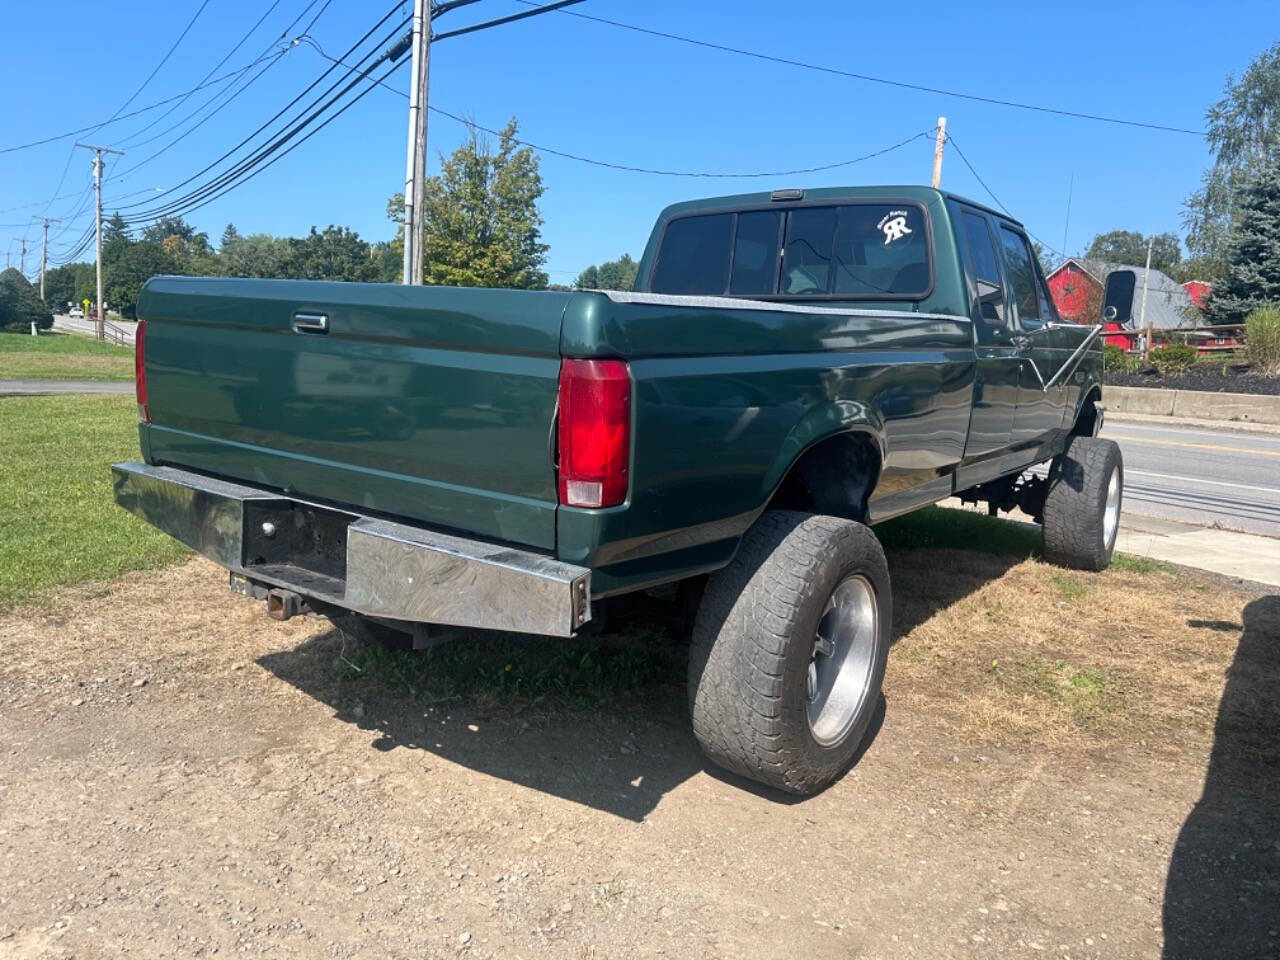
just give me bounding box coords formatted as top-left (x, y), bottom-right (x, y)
top-left (688, 511), bottom-right (891, 795)
top-left (1042, 436), bottom-right (1124, 571)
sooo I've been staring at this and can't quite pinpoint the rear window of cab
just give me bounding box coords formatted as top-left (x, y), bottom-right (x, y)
top-left (648, 202), bottom-right (931, 299)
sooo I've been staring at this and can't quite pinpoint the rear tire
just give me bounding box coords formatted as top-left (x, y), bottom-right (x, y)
top-left (1042, 436), bottom-right (1124, 571)
top-left (688, 511), bottom-right (891, 795)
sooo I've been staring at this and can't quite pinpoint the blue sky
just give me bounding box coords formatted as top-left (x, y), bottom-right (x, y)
top-left (1, 0), bottom-right (1273, 284)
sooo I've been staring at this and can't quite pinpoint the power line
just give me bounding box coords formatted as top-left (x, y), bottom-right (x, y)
top-left (104, 0), bottom-right (215, 124)
top-left (0, 51), bottom-right (293, 156)
top-left (110, 3), bottom-right (408, 221)
top-left (514, 2), bottom-right (1206, 138)
top-left (116, 11), bottom-right (411, 225)
top-left (432, 0), bottom-right (585, 42)
top-left (944, 133), bottom-right (1066, 262)
top-left (303, 39), bottom-right (938, 179)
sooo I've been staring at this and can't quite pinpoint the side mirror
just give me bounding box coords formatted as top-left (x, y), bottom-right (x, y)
top-left (1103, 305), bottom-right (1118, 323)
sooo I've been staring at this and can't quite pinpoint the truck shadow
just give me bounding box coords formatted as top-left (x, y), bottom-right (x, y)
top-left (257, 510), bottom-right (1034, 821)
top-left (1162, 594), bottom-right (1280, 959)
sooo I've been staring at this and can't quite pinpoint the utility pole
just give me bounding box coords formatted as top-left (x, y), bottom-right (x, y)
top-left (75, 142), bottom-right (124, 340)
top-left (401, 0), bottom-right (430, 285)
top-left (19, 237), bottom-right (27, 276)
top-left (1138, 235), bottom-right (1154, 357)
top-left (37, 217), bottom-right (60, 302)
top-left (931, 117), bottom-right (947, 189)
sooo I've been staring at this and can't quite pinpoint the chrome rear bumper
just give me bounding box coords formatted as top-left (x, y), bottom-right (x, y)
top-left (111, 462), bottom-right (591, 636)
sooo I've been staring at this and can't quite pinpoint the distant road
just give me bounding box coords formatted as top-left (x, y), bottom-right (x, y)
top-left (1101, 419), bottom-right (1280, 539)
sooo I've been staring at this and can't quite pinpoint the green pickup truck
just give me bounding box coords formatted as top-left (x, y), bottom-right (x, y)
top-left (114, 185), bottom-right (1119, 794)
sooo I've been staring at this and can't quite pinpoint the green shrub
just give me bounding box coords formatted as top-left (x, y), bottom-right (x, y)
top-left (1102, 342), bottom-right (1141, 375)
top-left (0, 267), bottom-right (53, 333)
top-left (1149, 344), bottom-right (1198, 377)
top-left (1245, 304), bottom-right (1280, 375)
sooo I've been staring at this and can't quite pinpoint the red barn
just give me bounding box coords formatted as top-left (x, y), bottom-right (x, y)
top-left (1046, 259), bottom-right (1102, 323)
top-left (1181, 280), bottom-right (1212, 309)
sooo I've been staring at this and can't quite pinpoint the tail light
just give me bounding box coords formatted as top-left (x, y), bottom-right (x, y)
top-left (135, 319), bottom-right (150, 423)
top-left (557, 358), bottom-right (631, 508)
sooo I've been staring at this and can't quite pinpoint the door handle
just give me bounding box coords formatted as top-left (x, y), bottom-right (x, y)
top-left (292, 312), bottom-right (328, 334)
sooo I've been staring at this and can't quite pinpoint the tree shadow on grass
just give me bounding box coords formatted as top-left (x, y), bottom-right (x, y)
top-left (258, 507), bottom-right (1037, 820)
top-left (1163, 595), bottom-right (1280, 959)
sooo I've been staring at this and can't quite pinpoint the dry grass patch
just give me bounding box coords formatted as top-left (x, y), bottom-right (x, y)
top-left (886, 549), bottom-right (1276, 758)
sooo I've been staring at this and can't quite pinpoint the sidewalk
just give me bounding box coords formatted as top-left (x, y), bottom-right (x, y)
top-left (941, 499), bottom-right (1280, 589)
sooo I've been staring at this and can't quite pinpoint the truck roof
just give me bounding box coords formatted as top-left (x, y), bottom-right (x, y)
top-left (655, 185), bottom-right (1021, 229)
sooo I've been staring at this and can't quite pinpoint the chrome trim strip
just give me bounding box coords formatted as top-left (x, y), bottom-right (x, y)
top-left (597, 289), bottom-right (971, 324)
top-left (111, 462), bottom-right (590, 636)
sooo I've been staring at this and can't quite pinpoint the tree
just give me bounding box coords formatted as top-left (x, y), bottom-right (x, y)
top-left (0, 267), bottom-right (53, 332)
top-left (41, 263), bottom-right (94, 311)
top-left (104, 212), bottom-right (132, 245)
top-left (220, 223), bottom-right (241, 250)
top-left (390, 118), bottom-right (549, 289)
top-left (1184, 42), bottom-right (1280, 282)
top-left (279, 226), bottom-right (380, 282)
top-left (575, 253), bottom-right (638, 291)
top-left (1084, 230), bottom-right (1182, 273)
top-left (1203, 157), bottom-right (1280, 325)
top-left (141, 216), bottom-right (211, 260)
top-left (104, 242), bottom-right (176, 319)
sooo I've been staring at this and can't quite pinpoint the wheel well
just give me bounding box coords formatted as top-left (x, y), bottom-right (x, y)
top-left (1073, 386), bottom-right (1103, 436)
top-left (767, 431), bottom-right (881, 521)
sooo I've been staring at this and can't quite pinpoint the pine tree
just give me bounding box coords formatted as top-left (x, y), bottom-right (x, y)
top-left (1204, 157), bottom-right (1280, 325)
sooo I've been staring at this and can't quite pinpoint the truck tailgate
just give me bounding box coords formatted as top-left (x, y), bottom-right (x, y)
top-left (138, 277), bottom-right (568, 550)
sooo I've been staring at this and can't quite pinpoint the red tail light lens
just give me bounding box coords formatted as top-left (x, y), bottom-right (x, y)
top-left (135, 319), bottom-right (150, 423)
top-left (557, 358), bottom-right (631, 508)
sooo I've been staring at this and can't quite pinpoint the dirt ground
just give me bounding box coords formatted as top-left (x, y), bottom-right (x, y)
top-left (2, 552), bottom-right (1277, 959)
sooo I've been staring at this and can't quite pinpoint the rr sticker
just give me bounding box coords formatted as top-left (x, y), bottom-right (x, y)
top-left (878, 210), bottom-right (913, 245)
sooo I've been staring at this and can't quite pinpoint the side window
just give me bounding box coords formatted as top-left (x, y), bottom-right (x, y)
top-left (959, 211), bottom-right (1003, 325)
top-left (651, 214), bottom-right (733, 294)
top-left (730, 210), bottom-right (781, 295)
top-left (998, 227), bottom-right (1041, 328)
top-left (781, 207), bottom-right (836, 295)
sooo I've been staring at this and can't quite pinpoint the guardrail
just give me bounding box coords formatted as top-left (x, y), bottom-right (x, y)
top-left (101, 321), bottom-right (131, 346)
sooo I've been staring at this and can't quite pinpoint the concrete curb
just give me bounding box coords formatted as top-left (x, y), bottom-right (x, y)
top-left (1104, 384), bottom-right (1280, 426)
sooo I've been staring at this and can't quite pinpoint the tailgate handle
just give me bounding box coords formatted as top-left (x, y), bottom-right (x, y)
top-left (292, 312), bottom-right (329, 334)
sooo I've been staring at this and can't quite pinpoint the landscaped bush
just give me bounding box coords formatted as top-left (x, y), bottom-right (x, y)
top-left (1103, 343), bottom-right (1141, 375)
top-left (1149, 345), bottom-right (1198, 377)
top-left (1246, 304), bottom-right (1280, 375)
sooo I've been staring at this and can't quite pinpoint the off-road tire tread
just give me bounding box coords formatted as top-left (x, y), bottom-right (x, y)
top-left (1042, 436), bottom-right (1123, 571)
top-left (688, 511), bottom-right (889, 794)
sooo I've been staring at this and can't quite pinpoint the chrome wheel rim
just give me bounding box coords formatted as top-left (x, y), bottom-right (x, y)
top-left (806, 574), bottom-right (880, 747)
top-left (1103, 467), bottom-right (1121, 549)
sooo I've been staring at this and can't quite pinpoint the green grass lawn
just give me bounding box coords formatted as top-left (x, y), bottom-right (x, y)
top-left (0, 395), bottom-right (188, 607)
top-left (0, 331), bottom-right (134, 381)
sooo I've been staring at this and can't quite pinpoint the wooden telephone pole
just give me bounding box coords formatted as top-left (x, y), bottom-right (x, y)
top-left (931, 117), bottom-right (948, 189)
top-left (37, 217), bottom-right (60, 302)
top-left (75, 142), bottom-right (124, 340)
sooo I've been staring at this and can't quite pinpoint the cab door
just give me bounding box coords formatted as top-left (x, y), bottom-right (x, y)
top-left (996, 225), bottom-right (1068, 447)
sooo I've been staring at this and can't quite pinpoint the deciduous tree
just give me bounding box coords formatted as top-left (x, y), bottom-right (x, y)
top-left (575, 253), bottom-right (638, 291)
top-left (1184, 42), bottom-right (1280, 282)
top-left (1084, 230), bottom-right (1182, 273)
top-left (0, 267), bottom-right (53, 332)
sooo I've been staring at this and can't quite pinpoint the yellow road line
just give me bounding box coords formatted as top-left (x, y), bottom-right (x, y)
top-left (1107, 434), bottom-right (1280, 459)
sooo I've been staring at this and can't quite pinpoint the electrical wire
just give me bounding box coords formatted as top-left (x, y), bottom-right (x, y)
top-left (116, 12), bottom-right (411, 225)
top-left (944, 133), bottom-right (1067, 262)
top-left (513, 1), bottom-right (1205, 138)
top-left (104, 0), bottom-right (215, 124)
top-left (110, 3), bottom-right (408, 220)
top-left (303, 39), bottom-right (938, 179)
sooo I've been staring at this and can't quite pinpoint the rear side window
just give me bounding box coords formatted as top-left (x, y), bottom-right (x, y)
top-left (649, 202), bottom-right (930, 298)
top-left (998, 227), bottom-right (1041, 327)
top-left (961, 212), bottom-right (1001, 285)
top-left (650, 213), bottom-right (733, 294)
top-left (730, 210), bottom-right (781, 295)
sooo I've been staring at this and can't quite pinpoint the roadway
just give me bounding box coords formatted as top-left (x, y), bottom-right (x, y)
top-left (1100, 418), bottom-right (1280, 539)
